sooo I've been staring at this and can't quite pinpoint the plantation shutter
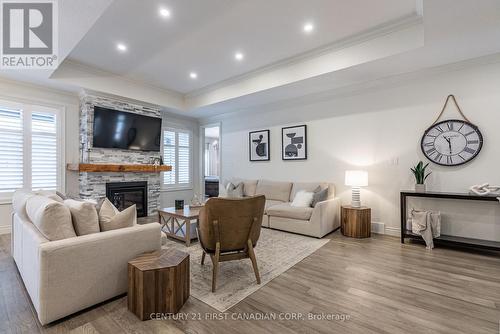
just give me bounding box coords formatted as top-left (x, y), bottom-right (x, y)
top-left (178, 131), bottom-right (190, 184)
top-left (163, 130), bottom-right (176, 185)
top-left (0, 107), bottom-right (23, 193)
top-left (162, 128), bottom-right (192, 188)
top-left (31, 112), bottom-right (58, 190)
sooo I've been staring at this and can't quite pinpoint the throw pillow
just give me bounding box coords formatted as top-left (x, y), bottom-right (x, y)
top-left (99, 198), bottom-right (136, 231)
top-left (64, 199), bottom-right (100, 236)
top-left (56, 191), bottom-right (68, 200)
top-left (311, 187), bottom-right (329, 207)
top-left (291, 190), bottom-right (314, 208)
top-left (25, 195), bottom-right (77, 241)
top-left (12, 190), bottom-right (35, 221)
top-left (226, 182), bottom-right (244, 198)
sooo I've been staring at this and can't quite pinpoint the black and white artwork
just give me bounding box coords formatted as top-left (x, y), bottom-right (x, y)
top-left (249, 130), bottom-right (270, 161)
top-left (282, 125), bottom-right (307, 160)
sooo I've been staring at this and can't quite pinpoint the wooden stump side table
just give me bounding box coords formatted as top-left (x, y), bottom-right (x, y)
top-left (128, 248), bottom-right (190, 320)
top-left (341, 206), bottom-right (371, 238)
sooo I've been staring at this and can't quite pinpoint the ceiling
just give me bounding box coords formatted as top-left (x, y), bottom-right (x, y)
top-left (67, 0), bottom-right (418, 93)
top-left (2, 0), bottom-right (500, 119)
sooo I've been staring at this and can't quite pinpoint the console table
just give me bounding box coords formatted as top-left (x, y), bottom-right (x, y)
top-left (400, 191), bottom-right (500, 250)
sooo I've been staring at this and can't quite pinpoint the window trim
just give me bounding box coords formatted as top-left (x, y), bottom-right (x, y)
top-left (161, 127), bottom-right (193, 192)
top-left (0, 99), bottom-right (65, 201)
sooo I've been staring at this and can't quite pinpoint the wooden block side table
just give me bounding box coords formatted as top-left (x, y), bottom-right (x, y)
top-left (341, 206), bottom-right (371, 238)
top-left (128, 248), bottom-right (190, 320)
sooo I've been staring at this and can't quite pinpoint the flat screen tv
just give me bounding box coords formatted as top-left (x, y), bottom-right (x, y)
top-left (92, 106), bottom-right (162, 151)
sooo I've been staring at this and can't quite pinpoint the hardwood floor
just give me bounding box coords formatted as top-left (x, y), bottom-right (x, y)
top-left (1, 230), bottom-right (500, 334)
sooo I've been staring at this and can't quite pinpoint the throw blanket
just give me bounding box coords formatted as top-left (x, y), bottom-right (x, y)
top-left (410, 209), bottom-right (441, 249)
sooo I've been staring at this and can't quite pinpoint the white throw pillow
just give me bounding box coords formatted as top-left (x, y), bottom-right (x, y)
top-left (26, 195), bottom-right (77, 241)
top-left (226, 182), bottom-right (244, 198)
top-left (12, 189), bottom-right (64, 221)
top-left (98, 198), bottom-right (137, 231)
top-left (291, 190), bottom-right (314, 208)
top-left (64, 199), bottom-right (100, 236)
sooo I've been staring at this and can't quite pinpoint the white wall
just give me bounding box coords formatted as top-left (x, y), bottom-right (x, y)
top-left (0, 78), bottom-right (80, 234)
top-left (202, 61), bottom-right (500, 240)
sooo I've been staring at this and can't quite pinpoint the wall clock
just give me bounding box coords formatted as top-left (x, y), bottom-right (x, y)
top-left (421, 95), bottom-right (483, 166)
top-left (421, 119), bottom-right (483, 166)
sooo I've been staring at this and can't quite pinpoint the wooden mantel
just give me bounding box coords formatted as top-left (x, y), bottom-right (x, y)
top-left (66, 163), bottom-right (172, 173)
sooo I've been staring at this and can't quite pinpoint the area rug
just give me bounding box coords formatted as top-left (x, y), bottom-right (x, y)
top-left (162, 228), bottom-right (329, 312)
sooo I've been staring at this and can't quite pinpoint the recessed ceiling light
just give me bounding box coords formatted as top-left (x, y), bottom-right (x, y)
top-left (189, 72), bottom-right (198, 79)
top-left (234, 52), bottom-right (244, 61)
top-left (116, 43), bottom-right (127, 52)
top-left (303, 22), bottom-right (314, 33)
top-left (159, 7), bottom-right (171, 18)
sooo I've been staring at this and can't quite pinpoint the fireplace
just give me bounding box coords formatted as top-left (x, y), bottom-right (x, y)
top-left (106, 181), bottom-right (148, 217)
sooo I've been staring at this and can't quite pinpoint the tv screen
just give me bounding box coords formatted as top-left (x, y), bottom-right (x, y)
top-left (92, 106), bottom-right (161, 152)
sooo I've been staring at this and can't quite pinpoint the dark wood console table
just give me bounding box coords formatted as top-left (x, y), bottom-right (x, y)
top-left (400, 191), bottom-right (500, 250)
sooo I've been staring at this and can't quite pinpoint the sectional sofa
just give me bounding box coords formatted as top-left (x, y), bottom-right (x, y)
top-left (221, 179), bottom-right (341, 238)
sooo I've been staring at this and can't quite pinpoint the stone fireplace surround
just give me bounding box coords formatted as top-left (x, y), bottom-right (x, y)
top-left (78, 93), bottom-right (161, 216)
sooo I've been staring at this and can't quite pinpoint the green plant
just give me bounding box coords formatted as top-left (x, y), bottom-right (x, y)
top-left (411, 161), bottom-right (431, 184)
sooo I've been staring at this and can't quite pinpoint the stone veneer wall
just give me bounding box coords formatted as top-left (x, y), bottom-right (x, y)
top-left (79, 94), bottom-right (162, 215)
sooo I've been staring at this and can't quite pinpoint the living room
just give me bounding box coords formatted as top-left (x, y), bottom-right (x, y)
top-left (1, 0), bottom-right (500, 333)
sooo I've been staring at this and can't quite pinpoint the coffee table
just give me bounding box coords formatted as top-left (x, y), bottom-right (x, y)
top-left (158, 205), bottom-right (200, 246)
top-left (128, 249), bottom-right (190, 320)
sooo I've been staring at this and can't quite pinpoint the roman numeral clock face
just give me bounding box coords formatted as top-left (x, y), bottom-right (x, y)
top-left (421, 120), bottom-right (483, 166)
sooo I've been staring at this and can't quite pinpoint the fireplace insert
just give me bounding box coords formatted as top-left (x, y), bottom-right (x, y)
top-left (105, 181), bottom-right (148, 217)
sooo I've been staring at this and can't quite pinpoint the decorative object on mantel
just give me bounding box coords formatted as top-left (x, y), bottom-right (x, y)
top-left (345, 170), bottom-right (368, 207)
top-left (66, 163), bottom-right (171, 173)
top-left (421, 94), bottom-right (483, 166)
top-left (469, 183), bottom-right (500, 196)
top-left (282, 125), bottom-right (307, 160)
top-left (411, 161), bottom-right (431, 193)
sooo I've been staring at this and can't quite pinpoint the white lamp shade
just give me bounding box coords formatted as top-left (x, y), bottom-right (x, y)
top-left (345, 170), bottom-right (368, 187)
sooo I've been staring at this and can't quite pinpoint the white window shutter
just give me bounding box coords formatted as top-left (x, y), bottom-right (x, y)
top-left (162, 129), bottom-right (192, 188)
top-left (163, 130), bottom-right (176, 185)
top-left (31, 112), bottom-right (58, 190)
top-left (0, 108), bottom-right (23, 193)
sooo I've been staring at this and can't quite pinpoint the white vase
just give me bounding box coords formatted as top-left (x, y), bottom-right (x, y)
top-left (415, 184), bottom-right (426, 193)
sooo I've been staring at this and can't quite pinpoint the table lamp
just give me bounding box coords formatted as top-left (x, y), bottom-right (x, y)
top-left (345, 170), bottom-right (368, 207)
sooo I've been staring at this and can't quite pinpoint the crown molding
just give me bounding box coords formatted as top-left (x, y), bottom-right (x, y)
top-left (61, 59), bottom-right (184, 100)
top-left (199, 52), bottom-right (500, 121)
top-left (186, 13), bottom-right (423, 99)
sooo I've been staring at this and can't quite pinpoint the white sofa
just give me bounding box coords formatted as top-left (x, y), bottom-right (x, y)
top-left (11, 211), bottom-right (161, 325)
top-left (221, 179), bottom-right (341, 238)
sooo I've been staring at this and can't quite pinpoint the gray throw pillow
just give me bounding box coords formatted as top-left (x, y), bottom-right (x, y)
top-left (226, 182), bottom-right (244, 198)
top-left (311, 187), bottom-right (329, 207)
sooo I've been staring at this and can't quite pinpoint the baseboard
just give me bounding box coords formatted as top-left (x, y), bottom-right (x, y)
top-left (0, 225), bottom-right (11, 235)
top-left (384, 227), bottom-right (401, 237)
top-left (371, 222), bottom-right (400, 237)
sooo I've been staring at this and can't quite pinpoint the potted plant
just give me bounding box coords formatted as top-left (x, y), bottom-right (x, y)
top-left (411, 161), bottom-right (431, 192)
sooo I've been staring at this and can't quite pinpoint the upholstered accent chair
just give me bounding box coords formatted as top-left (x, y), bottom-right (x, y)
top-left (197, 195), bottom-right (266, 292)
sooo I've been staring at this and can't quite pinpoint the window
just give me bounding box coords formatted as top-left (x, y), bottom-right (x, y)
top-left (0, 100), bottom-right (62, 197)
top-left (162, 128), bottom-right (192, 189)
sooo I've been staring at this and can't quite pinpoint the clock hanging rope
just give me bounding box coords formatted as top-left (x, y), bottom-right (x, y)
top-left (431, 94), bottom-right (471, 125)
top-left (421, 95), bottom-right (483, 166)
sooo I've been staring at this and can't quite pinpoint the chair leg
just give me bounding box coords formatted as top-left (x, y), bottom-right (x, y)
top-left (201, 251), bottom-right (206, 265)
top-left (247, 239), bottom-right (261, 284)
top-left (211, 243), bottom-right (220, 292)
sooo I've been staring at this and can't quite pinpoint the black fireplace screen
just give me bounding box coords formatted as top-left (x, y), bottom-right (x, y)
top-left (105, 181), bottom-right (148, 217)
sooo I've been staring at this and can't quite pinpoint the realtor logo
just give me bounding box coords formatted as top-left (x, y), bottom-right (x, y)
top-left (1, 0), bottom-right (58, 69)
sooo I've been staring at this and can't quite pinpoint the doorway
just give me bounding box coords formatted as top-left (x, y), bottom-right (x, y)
top-left (201, 124), bottom-right (220, 198)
